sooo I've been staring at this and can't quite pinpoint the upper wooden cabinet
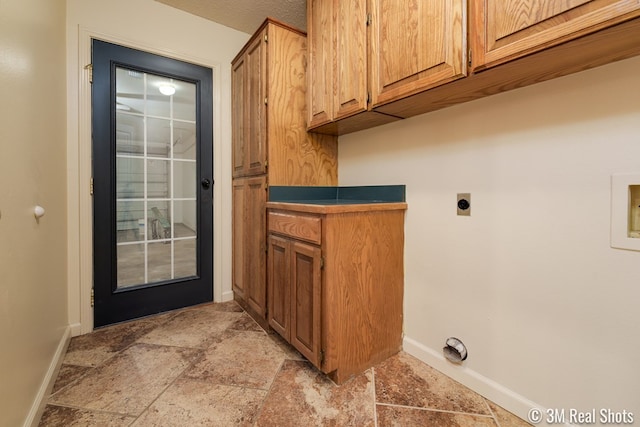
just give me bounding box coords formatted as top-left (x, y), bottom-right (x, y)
top-left (369, 0), bottom-right (467, 107)
top-left (307, 0), bottom-right (335, 128)
top-left (471, 0), bottom-right (640, 71)
top-left (309, 0), bottom-right (640, 135)
top-left (232, 30), bottom-right (266, 178)
top-left (307, 0), bottom-right (467, 128)
top-left (334, 0), bottom-right (368, 120)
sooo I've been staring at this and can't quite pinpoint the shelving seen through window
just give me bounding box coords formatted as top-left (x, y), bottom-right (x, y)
top-left (115, 67), bottom-right (198, 288)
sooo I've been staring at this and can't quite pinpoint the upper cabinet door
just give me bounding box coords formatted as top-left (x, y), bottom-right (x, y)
top-left (245, 29), bottom-right (268, 176)
top-left (231, 55), bottom-right (246, 178)
top-left (471, 0), bottom-right (640, 71)
top-left (334, 0), bottom-right (368, 120)
top-left (307, 0), bottom-right (334, 128)
top-left (232, 29), bottom-right (268, 177)
top-left (369, 0), bottom-right (467, 108)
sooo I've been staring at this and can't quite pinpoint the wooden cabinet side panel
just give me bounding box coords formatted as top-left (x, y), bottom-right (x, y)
top-left (334, 0), bottom-right (368, 119)
top-left (268, 23), bottom-right (338, 185)
top-left (323, 209), bottom-right (405, 381)
top-left (232, 179), bottom-right (246, 297)
top-left (268, 235), bottom-right (291, 339)
top-left (473, 0), bottom-right (640, 70)
top-left (369, 0), bottom-right (467, 107)
top-left (290, 241), bottom-right (322, 367)
top-left (307, 0), bottom-right (334, 127)
top-left (267, 24), bottom-right (338, 186)
top-left (245, 176), bottom-right (267, 317)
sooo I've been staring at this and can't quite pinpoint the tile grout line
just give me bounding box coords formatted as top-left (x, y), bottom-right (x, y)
top-left (40, 402), bottom-right (137, 420)
top-left (484, 397), bottom-right (503, 427)
top-left (371, 366), bottom-right (379, 427)
top-left (250, 358), bottom-right (287, 426)
top-left (375, 402), bottom-right (498, 418)
top-left (127, 341), bottom-right (211, 425)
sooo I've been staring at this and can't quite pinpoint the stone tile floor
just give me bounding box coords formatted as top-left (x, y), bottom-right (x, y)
top-left (39, 301), bottom-right (531, 426)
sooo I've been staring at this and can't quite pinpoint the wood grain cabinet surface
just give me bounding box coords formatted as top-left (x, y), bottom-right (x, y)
top-left (231, 18), bottom-right (338, 326)
top-left (267, 203), bottom-right (406, 384)
top-left (471, 0), bottom-right (640, 71)
top-left (307, 0), bottom-right (467, 131)
top-left (308, 0), bottom-right (640, 135)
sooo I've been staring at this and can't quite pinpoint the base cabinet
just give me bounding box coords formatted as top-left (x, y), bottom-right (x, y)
top-left (267, 204), bottom-right (406, 383)
top-left (268, 235), bottom-right (322, 366)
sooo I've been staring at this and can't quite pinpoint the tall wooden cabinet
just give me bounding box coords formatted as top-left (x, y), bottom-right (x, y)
top-left (232, 18), bottom-right (338, 325)
top-left (470, 0), bottom-right (640, 71)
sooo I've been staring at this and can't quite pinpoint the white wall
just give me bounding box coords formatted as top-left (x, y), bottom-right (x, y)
top-left (66, 0), bottom-right (250, 333)
top-left (0, 0), bottom-right (68, 425)
top-left (339, 56), bottom-right (640, 420)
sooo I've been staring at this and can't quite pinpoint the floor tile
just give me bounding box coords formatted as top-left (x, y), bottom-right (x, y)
top-left (63, 313), bottom-right (176, 367)
top-left (183, 329), bottom-right (290, 389)
top-left (136, 307), bottom-right (243, 349)
top-left (376, 405), bottom-right (498, 427)
top-left (41, 303), bottom-right (530, 427)
top-left (487, 401), bottom-right (532, 426)
top-left (50, 364), bottom-right (92, 394)
top-left (38, 405), bottom-right (135, 427)
top-left (256, 360), bottom-right (376, 427)
top-left (132, 377), bottom-right (266, 427)
top-left (374, 352), bottom-right (490, 415)
top-left (192, 300), bottom-right (244, 313)
top-left (50, 343), bottom-right (200, 416)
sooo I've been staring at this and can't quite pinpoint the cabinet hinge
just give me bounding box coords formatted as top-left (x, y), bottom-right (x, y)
top-left (320, 349), bottom-right (325, 366)
top-left (468, 49), bottom-right (472, 68)
top-left (366, 92), bottom-right (371, 105)
top-left (264, 97), bottom-right (268, 106)
top-left (366, 13), bottom-right (372, 26)
top-left (264, 33), bottom-right (268, 43)
top-left (90, 177), bottom-right (94, 195)
top-left (84, 63), bottom-right (93, 84)
top-left (320, 256), bottom-right (325, 270)
top-left (91, 288), bottom-right (94, 307)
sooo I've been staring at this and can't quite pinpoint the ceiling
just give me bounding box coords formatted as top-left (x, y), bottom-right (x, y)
top-left (154, 0), bottom-right (307, 34)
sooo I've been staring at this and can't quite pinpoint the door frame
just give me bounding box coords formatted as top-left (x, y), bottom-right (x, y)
top-left (69, 29), bottom-right (227, 334)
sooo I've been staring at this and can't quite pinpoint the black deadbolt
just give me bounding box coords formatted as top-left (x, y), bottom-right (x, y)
top-left (457, 199), bottom-right (470, 210)
top-left (201, 178), bottom-right (212, 189)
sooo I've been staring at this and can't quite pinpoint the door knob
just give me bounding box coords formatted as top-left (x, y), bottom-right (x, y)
top-left (201, 178), bottom-right (212, 189)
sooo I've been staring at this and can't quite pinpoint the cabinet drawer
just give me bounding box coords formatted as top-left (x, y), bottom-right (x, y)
top-left (268, 212), bottom-right (321, 244)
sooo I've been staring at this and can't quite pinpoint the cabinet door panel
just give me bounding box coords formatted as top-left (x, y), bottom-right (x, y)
top-left (231, 57), bottom-right (246, 178)
top-left (291, 241), bottom-right (322, 366)
top-left (307, 0), bottom-right (334, 127)
top-left (232, 179), bottom-right (245, 297)
top-left (245, 176), bottom-right (267, 316)
top-left (334, 0), bottom-right (368, 119)
top-left (369, 0), bottom-right (466, 107)
top-left (245, 31), bottom-right (267, 176)
top-left (472, 0), bottom-right (640, 70)
top-left (268, 235), bottom-right (291, 339)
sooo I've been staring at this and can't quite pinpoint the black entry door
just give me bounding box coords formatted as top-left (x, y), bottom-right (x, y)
top-left (92, 40), bottom-right (213, 327)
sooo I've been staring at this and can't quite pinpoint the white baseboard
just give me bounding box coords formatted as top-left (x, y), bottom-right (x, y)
top-left (69, 322), bottom-right (82, 337)
top-left (403, 336), bottom-right (545, 424)
top-left (23, 327), bottom-right (71, 427)
top-left (221, 289), bottom-right (234, 302)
